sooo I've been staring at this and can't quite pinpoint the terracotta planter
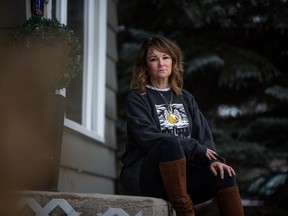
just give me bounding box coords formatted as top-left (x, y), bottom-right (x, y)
top-left (37, 94), bottom-right (65, 191)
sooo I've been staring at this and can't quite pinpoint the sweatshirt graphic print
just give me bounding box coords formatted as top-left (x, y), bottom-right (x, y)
top-left (155, 103), bottom-right (191, 139)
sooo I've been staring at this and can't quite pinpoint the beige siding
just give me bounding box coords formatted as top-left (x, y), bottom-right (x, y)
top-left (61, 128), bottom-right (117, 178)
top-left (105, 118), bottom-right (117, 149)
top-left (58, 168), bottom-right (115, 194)
top-left (107, 27), bottom-right (118, 61)
top-left (106, 57), bottom-right (118, 91)
top-left (107, 0), bottom-right (118, 29)
top-left (106, 87), bottom-right (117, 120)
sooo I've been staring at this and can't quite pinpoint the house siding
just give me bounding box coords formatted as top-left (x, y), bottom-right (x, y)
top-left (58, 127), bottom-right (117, 193)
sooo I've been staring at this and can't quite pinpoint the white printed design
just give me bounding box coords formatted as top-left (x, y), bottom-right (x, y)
top-left (155, 103), bottom-right (190, 138)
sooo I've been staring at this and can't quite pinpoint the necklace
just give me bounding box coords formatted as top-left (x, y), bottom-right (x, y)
top-left (151, 86), bottom-right (179, 124)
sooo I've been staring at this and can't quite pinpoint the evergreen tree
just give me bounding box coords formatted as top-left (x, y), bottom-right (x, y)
top-left (117, 0), bottom-right (288, 208)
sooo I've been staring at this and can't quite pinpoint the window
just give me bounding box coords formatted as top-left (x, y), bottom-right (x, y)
top-left (47, 0), bottom-right (107, 142)
top-left (66, 0), bottom-right (84, 124)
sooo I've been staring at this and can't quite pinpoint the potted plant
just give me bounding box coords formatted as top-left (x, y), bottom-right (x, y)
top-left (9, 16), bottom-right (81, 91)
top-left (2, 16), bottom-right (81, 191)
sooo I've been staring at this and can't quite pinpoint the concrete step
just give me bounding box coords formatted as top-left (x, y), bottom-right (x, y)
top-left (14, 191), bottom-right (175, 216)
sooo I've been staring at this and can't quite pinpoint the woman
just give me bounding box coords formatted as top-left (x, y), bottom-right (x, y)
top-left (120, 35), bottom-right (244, 216)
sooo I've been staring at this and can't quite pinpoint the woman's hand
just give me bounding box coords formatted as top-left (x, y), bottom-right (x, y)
top-left (205, 148), bottom-right (218, 160)
top-left (209, 161), bottom-right (236, 179)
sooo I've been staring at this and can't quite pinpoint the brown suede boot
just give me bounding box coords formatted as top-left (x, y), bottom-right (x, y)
top-left (217, 186), bottom-right (245, 216)
top-left (159, 157), bottom-right (195, 216)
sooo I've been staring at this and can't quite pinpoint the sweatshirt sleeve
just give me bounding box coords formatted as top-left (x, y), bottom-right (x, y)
top-left (126, 91), bottom-right (206, 156)
top-left (126, 91), bottom-right (164, 151)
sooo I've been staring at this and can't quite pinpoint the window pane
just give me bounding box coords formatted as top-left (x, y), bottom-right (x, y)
top-left (65, 0), bottom-right (84, 124)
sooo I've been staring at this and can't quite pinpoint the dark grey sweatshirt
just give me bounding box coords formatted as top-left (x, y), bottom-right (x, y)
top-left (121, 87), bottom-right (222, 167)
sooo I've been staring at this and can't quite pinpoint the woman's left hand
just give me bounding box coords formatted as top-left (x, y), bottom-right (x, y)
top-left (209, 161), bottom-right (236, 179)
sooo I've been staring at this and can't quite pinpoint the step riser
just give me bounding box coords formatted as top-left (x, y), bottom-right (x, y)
top-left (13, 191), bottom-right (175, 216)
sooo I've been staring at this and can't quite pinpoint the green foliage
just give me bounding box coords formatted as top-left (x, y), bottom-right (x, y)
top-left (219, 141), bottom-right (269, 165)
top-left (186, 55), bottom-right (224, 75)
top-left (217, 45), bottom-right (280, 90)
top-left (247, 117), bottom-right (288, 147)
top-left (265, 85), bottom-right (288, 101)
top-left (213, 116), bottom-right (288, 165)
top-left (9, 16), bottom-right (81, 91)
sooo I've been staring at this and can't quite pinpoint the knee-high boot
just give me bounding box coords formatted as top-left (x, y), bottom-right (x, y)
top-left (217, 186), bottom-right (245, 216)
top-left (159, 157), bottom-right (195, 216)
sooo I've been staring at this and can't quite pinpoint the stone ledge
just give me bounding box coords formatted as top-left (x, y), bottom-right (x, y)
top-left (14, 191), bottom-right (175, 216)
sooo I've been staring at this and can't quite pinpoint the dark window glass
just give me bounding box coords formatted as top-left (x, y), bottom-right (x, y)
top-left (65, 0), bottom-right (84, 124)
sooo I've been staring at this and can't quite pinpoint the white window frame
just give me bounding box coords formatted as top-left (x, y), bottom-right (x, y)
top-left (26, 0), bottom-right (107, 142)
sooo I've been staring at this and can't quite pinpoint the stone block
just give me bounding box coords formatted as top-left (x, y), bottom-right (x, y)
top-left (15, 191), bottom-right (175, 216)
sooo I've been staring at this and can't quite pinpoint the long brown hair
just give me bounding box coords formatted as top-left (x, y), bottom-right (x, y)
top-left (130, 35), bottom-right (184, 95)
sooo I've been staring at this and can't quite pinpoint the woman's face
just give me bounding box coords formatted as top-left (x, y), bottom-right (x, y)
top-left (146, 49), bottom-right (172, 86)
